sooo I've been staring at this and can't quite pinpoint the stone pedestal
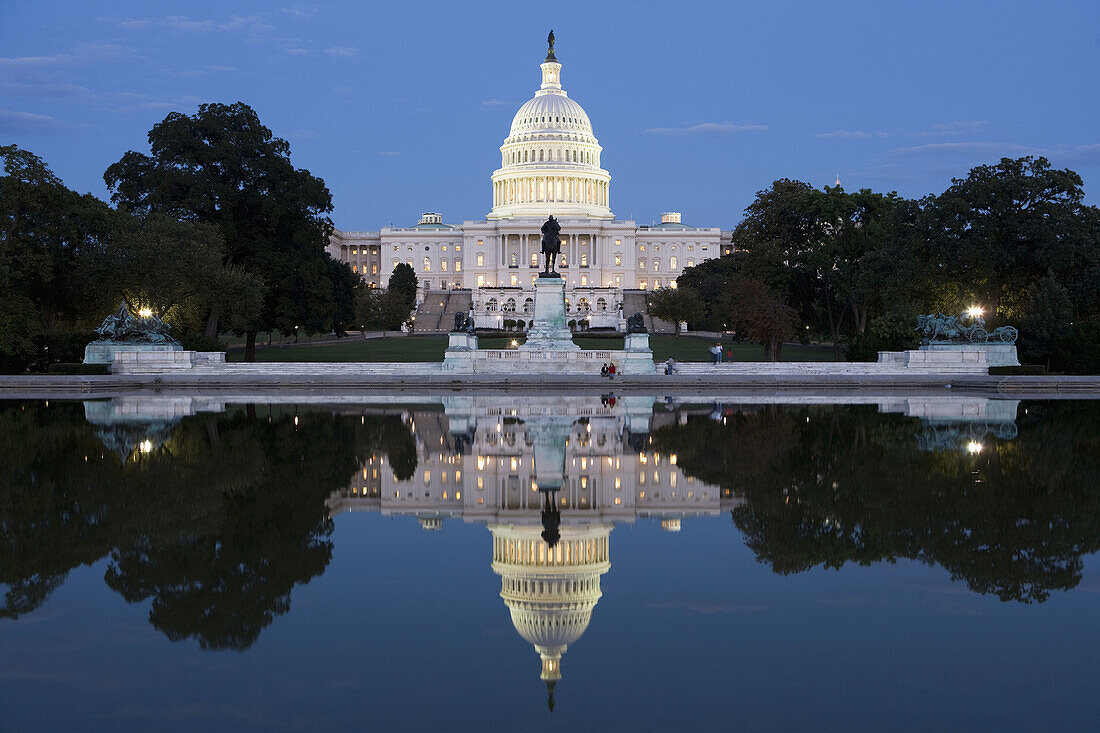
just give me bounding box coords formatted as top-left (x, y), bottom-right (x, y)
top-left (442, 331), bottom-right (480, 372)
top-left (921, 343), bottom-right (1020, 367)
top-left (446, 332), bottom-right (479, 351)
top-left (520, 275), bottom-right (579, 351)
top-left (84, 341), bottom-right (182, 365)
top-left (616, 332), bottom-right (657, 374)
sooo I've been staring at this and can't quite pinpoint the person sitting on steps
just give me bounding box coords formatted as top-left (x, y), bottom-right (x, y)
top-left (600, 363), bottom-right (609, 377)
top-left (608, 363), bottom-right (617, 379)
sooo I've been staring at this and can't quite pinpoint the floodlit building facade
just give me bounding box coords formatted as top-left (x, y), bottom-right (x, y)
top-left (328, 37), bottom-right (733, 328)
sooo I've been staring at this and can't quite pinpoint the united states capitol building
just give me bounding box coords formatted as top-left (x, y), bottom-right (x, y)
top-left (327, 34), bottom-right (732, 329)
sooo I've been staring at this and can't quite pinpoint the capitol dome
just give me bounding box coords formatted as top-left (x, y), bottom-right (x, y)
top-left (490, 522), bottom-right (612, 710)
top-left (488, 35), bottom-right (612, 220)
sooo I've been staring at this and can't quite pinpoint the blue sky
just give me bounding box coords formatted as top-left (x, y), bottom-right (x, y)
top-left (2, 0), bottom-right (1098, 230)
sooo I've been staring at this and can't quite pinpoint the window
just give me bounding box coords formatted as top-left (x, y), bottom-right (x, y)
top-left (423, 257), bottom-right (431, 272)
top-left (655, 278), bottom-right (662, 288)
top-left (510, 253), bottom-right (517, 267)
top-left (670, 279), bottom-right (678, 289)
top-left (442, 245), bottom-right (447, 252)
top-left (614, 253), bottom-right (622, 266)
top-left (477, 253), bottom-right (485, 267)
top-left (580, 274), bottom-right (587, 286)
top-left (615, 275), bottom-right (621, 287)
top-left (639, 244), bottom-right (646, 253)
top-left (455, 244), bottom-right (461, 252)
top-left (351, 248), bottom-right (358, 255)
top-left (371, 264), bottom-right (378, 274)
top-left (640, 280), bottom-right (648, 290)
top-left (392, 259), bottom-right (398, 270)
top-left (687, 258), bottom-right (694, 268)
top-left (597, 297), bottom-right (607, 311)
top-left (441, 260), bottom-right (448, 272)
top-left (560, 254), bottom-right (567, 268)
top-left (487, 298), bottom-right (498, 311)
top-left (531, 252), bottom-right (538, 267)
top-left (639, 259), bottom-right (647, 271)
top-left (653, 259), bottom-right (660, 272)
top-left (454, 260), bottom-right (462, 272)
top-left (504, 298), bottom-right (516, 312)
top-left (351, 265), bottom-right (357, 273)
top-left (393, 245), bottom-right (399, 252)
top-left (477, 275), bottom-right (485, 287)
top-left (510, 274), bottom-right (518, 286)
top-left (523, 298), bottom-right (533, 313)
top-left (670, 256), bottom-right (678, 269)
top-left (580, 252), bottom-right (588, 267)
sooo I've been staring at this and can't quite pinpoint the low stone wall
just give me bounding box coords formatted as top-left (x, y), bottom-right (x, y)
top-left (111, 350), bottom-right (226, 373)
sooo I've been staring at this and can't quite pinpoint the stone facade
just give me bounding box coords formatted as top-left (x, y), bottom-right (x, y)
top-left (325, 41), bottom-right (731, 322)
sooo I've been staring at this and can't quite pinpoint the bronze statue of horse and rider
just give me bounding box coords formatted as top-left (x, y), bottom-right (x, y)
top-left (540, 215), bottom-right (562, 277)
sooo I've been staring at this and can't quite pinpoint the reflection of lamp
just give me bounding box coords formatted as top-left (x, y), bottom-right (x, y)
top-left (966, 440), bottom-right (983, 454)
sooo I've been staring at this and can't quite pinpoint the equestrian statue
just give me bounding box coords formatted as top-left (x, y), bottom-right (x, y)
top-left (540, 215), bottom-right (562, 277)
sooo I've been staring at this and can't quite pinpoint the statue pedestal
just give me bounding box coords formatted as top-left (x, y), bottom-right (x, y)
top-left (446, 332), bottom-right (479, 352)
top-left (920, 343), bottom-right (1020, 367)
top-left (84, 341), bottom-right (182, 365)
top-left (520, 275), bottom-right (579, 351)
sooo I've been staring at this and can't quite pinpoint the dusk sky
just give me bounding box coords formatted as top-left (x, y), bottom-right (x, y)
top-left (2, 0), bottom-right (1098, 230)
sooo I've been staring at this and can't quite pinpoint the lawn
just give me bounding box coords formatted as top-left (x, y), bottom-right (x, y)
top-left (227, 334), bottom-right (837, 363)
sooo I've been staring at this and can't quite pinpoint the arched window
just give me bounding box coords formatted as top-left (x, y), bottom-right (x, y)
top-left (614, 252), bottom-right (622, 266)
top-left (530, 252), bottom-right (538, 267)
top-left (523, 298), bottom-right (533, 313)
top-left (578, 298), bottom-right (590, 312)
top-left (486, 298), bottom-right (498, 312)
top-left (504, 298), bottom-right (516, 312)
top-left (580, 252), bottom-right (588, 267)
top-left (559, 254), bottom-right (567, 268)
top-left (510, 252), bottom-right (518, 267)
top-left (476, 252), bottom-right (484, 267)
top-left (523, 150), bottom-right (528, 162)
top-left (639, 258), bottom-right (647, 271)
top-left (670, 256), bottom-right (678, 269)
top-left (597, 297), bottom-right (607, 311)
top-left (539, 149), bottom-right (544, 161)
top-left (423, 257), bottom-right (431, 272)
top-left (652, 259), bottom-right (661, 272)
top-left (564, 298), bottom-right (571, 312)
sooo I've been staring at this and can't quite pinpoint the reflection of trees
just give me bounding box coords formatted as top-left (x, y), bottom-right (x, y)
top-left (651, 403), bottom-right (1100, 603)
top-left (0, 403), bottom-right (417, 648)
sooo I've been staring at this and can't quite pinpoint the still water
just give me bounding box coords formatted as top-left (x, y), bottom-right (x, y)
top-left (1, 394), bottom-right (1098, 731)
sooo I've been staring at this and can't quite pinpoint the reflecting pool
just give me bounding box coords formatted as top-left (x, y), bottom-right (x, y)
top-left (1, 395), bottom-right (1099, 731)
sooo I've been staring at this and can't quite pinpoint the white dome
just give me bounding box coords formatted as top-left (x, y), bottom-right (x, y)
top-left (509, 93), bottom-right (594, 140)
top-left (488, 40), bottom-right (612, 220)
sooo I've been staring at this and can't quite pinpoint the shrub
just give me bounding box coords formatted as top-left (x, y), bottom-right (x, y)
top-left (516, 319), bottom-right (525, 330)
top-left (989, 365), bottom-right (1048, 376)
top-left (1054, 319), bottom-right (1100, 375)
top-left (568, 319), bottom-right (577, 330)
top-left (24, 331), bottom-right (97, 373)
top-left (179, 333), bottom-right (227, 352)
top-left (847, 313), bottom-right (921, 362)
top-left (46, 362), bottom-right (110, 375)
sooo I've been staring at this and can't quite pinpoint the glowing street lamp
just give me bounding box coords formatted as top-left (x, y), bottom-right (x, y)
top-left (966, 306), bottom-right (983, 319)
top-left (138, 307), bottom-right (153, 318)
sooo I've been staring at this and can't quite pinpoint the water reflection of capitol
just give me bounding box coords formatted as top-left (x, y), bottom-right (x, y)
top-left (325, 395), bottom-right (736, 708)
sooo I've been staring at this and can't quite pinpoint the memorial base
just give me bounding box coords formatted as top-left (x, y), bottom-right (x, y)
top-left (920, 343), bottom-right (1020, 367)
top-left (520, 275), bottom-right (579, 351)
top-left (84, 341), bottom-right (182, 365)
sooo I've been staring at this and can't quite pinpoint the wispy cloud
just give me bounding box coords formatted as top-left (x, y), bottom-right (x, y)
top-left (815, 121), bottom-right (989, 140)
top-left (0, 44), bottom-right (134, 74)
top-left (166, 64), bottom-right (237, 78)
top-left (645, 600), bottom-right (769, 614)
top-left (378, 151), bottom-right (401, 157)
top-left (0, 108), bottom-right (71, 134)
top-left (889, 141), bottom-right (1036, 157)
top-left (481, 99), bottom-right (511, 108)
top-left (645, 121), bottom-right (769, 136)
top-left (111, 93), bottom-right (203, 114)
top-left (284, 47), bottom-right (309, 55)
top-left (111, 14), bottom-right (275, 34)
top-left (323, 46), bottom-right (359, 58)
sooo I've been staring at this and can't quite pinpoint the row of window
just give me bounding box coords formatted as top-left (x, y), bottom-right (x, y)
top-left (484, 297), bottom-right (611, 313)
top-left (509, 147), bottom-right (594, 165)
top-left (393, 258), bottom-right (463, 273)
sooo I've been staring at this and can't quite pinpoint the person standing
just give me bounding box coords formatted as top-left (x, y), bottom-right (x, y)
top-left (710, 343), bottom-right (722, 364)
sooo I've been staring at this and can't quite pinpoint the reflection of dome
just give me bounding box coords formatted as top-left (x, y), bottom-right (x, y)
top-left (490, 523), bottom-right (611, 710)
top-left (489, 37), bottom-right (612, 220)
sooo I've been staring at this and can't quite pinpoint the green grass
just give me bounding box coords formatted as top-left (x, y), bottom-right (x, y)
top-left (228, 334), bottom-right (838, 363)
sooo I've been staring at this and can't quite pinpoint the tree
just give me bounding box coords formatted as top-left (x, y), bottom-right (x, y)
top-left (1019, 273), bottom-right (1073, 369)
top-left (328, 258), bottom-right (360, 337)
top-left (675, 253), bottom-right (747, 331)
top-left (721, 277), bottom-right (799, 361)
top-left (104, 102), bottom-right (338, 361)
top-left (918, 156), bottom-right (1095, 319)
top-left (387, 262), bottom-right (418, 308)
top-left (646, 286), bottom-right (704, 335)
top-left (356, 288), bottom-right (410, 337)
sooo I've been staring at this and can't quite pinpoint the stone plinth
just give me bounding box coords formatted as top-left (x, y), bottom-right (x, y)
top-left (447, 332), bottom-right (479, 351)
top-left (921, 343), bottom-right (1020, 367)
top-left (84, 341), bottom-right (182, 365)
top-left (520, 275), bottom-right (579, 351)
top-left (110, 350), bottom-right (225, 374)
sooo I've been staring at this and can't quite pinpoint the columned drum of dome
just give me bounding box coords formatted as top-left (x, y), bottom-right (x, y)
top-left (488, 39), bottom-right (612, 220)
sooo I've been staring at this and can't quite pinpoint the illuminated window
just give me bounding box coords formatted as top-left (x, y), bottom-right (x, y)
top-left (477, 275), bottom-right (486, 287)
top-left (531, 252), bottom-right (538, 267)
top-left (614, 253), bottom-right (622, 266)
top-left (580, 275), bottom-right (587, 286)
top-left (371, 264), bottom-right (378, 274)
top-left (687, 258), bottom-right (694, 268)
top-left (653, 259), bottom-right (660, 272)
top-left (423, 257), bottom-right (431, 272)
top-left (670, 256), bottom-right (678, 269)
top-left (455, 244), bottom-right (461, 252)
top-left (640, 280), bottom-right (648, 290)
top-left (510, 274), bottom-right (518, 286)
top-left (442, 245), bottom-right (448, 252)
top-left (580, 252), bottom-right (588, 267)
top-left (352, 265), bottom-right (357, 273)
top-left (455, 260), bottom-right (462, 271)
top-left (476, 253), bottom-right (485, 267)
top-left (639, 259), bottom-right (647, 271)
top-left (423, 470), bottom-right (431, 484)
top-left (639, 244), bottom-right (646, 253)
top-left (441, 259), bottom-right (448, 272)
